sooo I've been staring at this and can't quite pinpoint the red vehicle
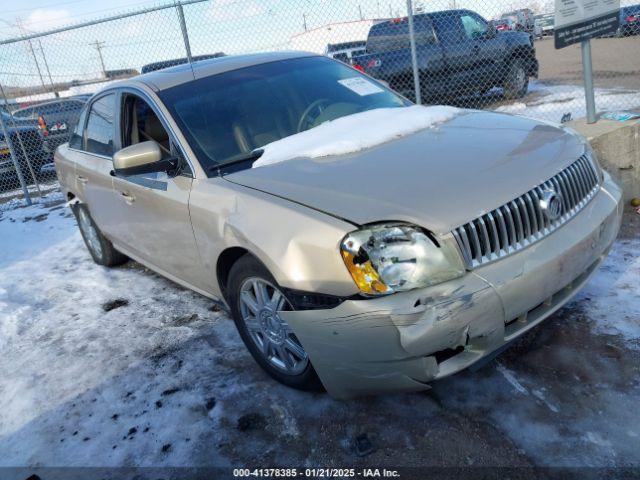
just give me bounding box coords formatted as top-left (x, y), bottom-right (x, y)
top-left (494, 18), bottom-right (517, 32)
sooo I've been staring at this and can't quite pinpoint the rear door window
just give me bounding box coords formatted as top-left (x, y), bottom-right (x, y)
top-left (84, 94), bottom-right (115, 156)
top-left (367, 15), bottom-right (435, 53)
top-left (68, 107), bottom-right (88, 149)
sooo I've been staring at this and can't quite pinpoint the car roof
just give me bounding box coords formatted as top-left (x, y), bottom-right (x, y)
top-left (113, 51), bottom-right (316, 93)
top-left (14, 97), bottom-right (86, 113)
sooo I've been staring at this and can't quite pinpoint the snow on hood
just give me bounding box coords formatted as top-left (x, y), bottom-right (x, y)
top-left (252, 105), bottom-right (460, 168)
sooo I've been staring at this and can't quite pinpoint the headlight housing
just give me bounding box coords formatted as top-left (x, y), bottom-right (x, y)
top-left (340, 223), bottom-right (465, 296)
top-left (560, 125), bottom-right (603, 183)
top-left (584, 142), bottom-right (604, 183)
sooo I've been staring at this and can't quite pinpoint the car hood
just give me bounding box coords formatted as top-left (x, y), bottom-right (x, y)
top-left (224, 110), bottom-right (586, 235)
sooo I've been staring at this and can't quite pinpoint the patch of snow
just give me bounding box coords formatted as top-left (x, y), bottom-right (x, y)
top-left (253, 105), bottom-right (460, 168)
top-left (574, 238), bottom-right (640, 347)
top-left (532, 388), bottom-right (560, 413)
top-left (0, 187), bottom-right (639, 468)
top-left (0, 194), bottom-right (337, 467)
top-left (496, 363), bottom-right (528, 395)
top-left (583, 432), bottom-right (613, 449)
top-left (496, 82), bottom-right (640, 124)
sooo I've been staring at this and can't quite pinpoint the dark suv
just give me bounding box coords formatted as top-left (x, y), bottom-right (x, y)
top-left (13, 96), bottom-right (88, 155)
top-left (353, 9), bottom-right (538, 101)
top-left (0, 111), bottom-right (49, 190)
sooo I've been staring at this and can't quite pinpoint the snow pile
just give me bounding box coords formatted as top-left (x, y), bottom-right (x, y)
top-left (253, 105), bottom-right (460, 168)
top-left (0, 193), bottom-right (335, 467)
top-left (575, 237), bottom-right (640, 346)
top-left (1, 192), bottom-right (639, 468)
top-left (495, 82), bottom-right (640, 123)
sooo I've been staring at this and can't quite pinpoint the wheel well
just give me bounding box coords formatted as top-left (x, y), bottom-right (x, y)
top-left (216, 247), bottom-right (249, 301)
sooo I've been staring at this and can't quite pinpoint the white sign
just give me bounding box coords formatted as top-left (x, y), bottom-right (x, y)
top-left (555, 0), bottom-right (619, 28)
top-left (554, 0), bottom-right (620, 48)
top-left (338, 77), bottom-right (384, 96)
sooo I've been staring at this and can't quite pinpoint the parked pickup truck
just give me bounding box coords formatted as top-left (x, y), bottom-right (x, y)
top-left (353, 9), bottom-right (538, 101)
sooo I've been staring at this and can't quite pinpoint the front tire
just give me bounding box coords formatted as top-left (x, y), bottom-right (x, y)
top-left (503, 59), bottom-right (529, 99)
top-left (227, 254), bottom-right (322, 391)
top-left (72, 203), bottom-right (128, 267)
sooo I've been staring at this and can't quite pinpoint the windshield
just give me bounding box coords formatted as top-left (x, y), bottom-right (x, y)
top-left (159, 56), bottom-right (408, 169)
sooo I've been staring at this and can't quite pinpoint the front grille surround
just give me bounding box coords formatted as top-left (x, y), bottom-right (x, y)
top-left (452, 155), bottom-right (600, 269)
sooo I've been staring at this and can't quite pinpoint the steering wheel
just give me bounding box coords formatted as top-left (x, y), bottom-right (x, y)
top-left (297, 99), bottom-right (331, 133)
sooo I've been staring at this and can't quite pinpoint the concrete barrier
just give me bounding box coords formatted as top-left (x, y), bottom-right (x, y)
top-left (568, 117), bottom-right (639, 201)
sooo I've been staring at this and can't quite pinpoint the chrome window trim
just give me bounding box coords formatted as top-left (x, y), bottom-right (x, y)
top-left (66, 146), bottom-right (113, 161)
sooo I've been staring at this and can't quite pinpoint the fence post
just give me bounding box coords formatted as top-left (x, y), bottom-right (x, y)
top-left (581, 39), bottom-right (596, 124)
top-left (175, 1), bottom-right (193, 64)
top-left (0, 83), bottom-right (42, 198)
top-left (406, 0), bottom-right (421, 105)
top-left (0, 102), bottom-right (32, 206)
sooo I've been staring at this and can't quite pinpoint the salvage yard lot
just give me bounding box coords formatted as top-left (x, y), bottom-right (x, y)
top-left (535, 36), bottom-right (640, 91)
top-left (1, 192), bottom-right (639, 473)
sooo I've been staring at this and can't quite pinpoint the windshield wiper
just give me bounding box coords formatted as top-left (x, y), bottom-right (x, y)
top-left (209, 149), bottom-right (264, 175)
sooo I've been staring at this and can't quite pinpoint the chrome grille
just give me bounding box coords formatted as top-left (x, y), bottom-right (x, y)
top-left (453, 155), bottom-right (600, 269)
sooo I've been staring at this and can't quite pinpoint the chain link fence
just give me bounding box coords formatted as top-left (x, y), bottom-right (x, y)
top-left (1, 0), bottom-right (638, 204)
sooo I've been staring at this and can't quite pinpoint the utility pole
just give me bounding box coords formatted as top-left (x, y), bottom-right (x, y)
top-left (26, 39), bottom-right (47, 93)
top-left (302, 13), bottom-right (307, 31)
top-left (90, 40), bottom-right (107, 78)
top-left (15, 20), bottom-right (47, 95)
top-left (358, 4), bottom-right (363, 20)
top-left (38, 40), bottom-right (59, 98)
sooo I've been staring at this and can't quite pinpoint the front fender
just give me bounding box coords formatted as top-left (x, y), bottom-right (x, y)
top-left (188, 177), bottom-right (360, 300)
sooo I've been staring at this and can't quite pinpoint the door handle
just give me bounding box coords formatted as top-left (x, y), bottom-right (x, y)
top-left (76, 175), bottom-right (88, 184)
top-left (120, 191), bottom-right (135, 204)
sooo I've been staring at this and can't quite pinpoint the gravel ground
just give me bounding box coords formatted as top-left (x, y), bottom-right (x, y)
top-left (535, 35), bottom-right (640, 90)
top-left (0, 193), bottom-right (638, 479)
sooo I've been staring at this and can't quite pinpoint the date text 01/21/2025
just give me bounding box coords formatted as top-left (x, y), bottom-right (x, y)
top-left (232, 468), bottom-right (401, 477)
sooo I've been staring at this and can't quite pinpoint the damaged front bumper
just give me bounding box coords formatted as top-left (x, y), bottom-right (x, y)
top-left (281, 172), bottom-right (623, 399)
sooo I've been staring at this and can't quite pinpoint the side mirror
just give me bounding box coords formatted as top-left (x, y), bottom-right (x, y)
top-left (112, 141), bottom-right (176, 177)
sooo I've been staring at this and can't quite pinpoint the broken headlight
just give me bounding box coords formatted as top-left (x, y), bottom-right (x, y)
top-left (340, 223), bottom-right (465, 296)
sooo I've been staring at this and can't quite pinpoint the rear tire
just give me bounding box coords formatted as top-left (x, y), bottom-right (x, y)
top-left (227, 254), bottom-right (323, 392)
top-left (503, 59), bottom-right (529, 100)
top-left (72, 203), bottom-right (128, 267)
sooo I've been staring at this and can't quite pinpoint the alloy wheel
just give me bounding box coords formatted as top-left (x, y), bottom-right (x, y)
top-left (238, 277), bottom-right (309, 375)
top-left (77, 207), bottom-right (103, 258)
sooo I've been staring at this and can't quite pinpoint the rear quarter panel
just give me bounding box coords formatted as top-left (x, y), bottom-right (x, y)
top-left (53, 144), bottom-right (77, 199)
